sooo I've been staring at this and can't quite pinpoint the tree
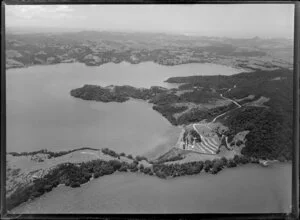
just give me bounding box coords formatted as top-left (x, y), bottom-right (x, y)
top-left (101, 164), bottom-right (115, 175)
top-left (233, 155), bottom-right (241, 164)
top-left (204, 160), bottom-right (212, 172)
top-left (128, 162), bottom-right (137, 169)
top-left (139, 164), bottom-right (145, 171)
top-left (236, 140), bottom-right (243, 147)
top-left (227, 159), bottom-right (237, 168)
top-left (190, 129), bottom-right (201, 142)
top-left (70, 182), bottom-right (80, 188)
top-left (191, 163), bottom-right (203, 174)
top-left (240, 156), bottom-right (250, 164)
top-left (43, 185), bottom-right (53, 192)
top-left (108, 160), bottom-right (122, 171)
top-left (143, 167), bottom-right (151, 174)
top-left (221, 157), bottom-right (228, 166)
top-left (94, 172), bottom-right (101, 178)
top-left (156, 171), bottom-right (167, 179)
top-left (130, 167), bottom-right (138, 172)
top-left (211, 160), bottom-right (223, 174)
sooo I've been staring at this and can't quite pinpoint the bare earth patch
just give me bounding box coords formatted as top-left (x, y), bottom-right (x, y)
top-left (245, 96), bottom-right (270, 108)
top-left (235, 94), bottom-right (255, 102)
top-left (271, 76), bottom-right (287, 81)
top-left (165, 151), bottom-right (220, 164)
top-left (169, 121), bottom-right (246, 163)
top-left (233, 131), bottom-right (250, 144)
top-left (173, 99), bottom-right (232, 119)
top-left (175, 89), bottom-right (194, 96)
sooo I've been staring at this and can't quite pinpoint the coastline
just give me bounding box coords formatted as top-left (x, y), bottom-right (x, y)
top-left (8, 154), bottom-right (291, 214)
top-left (6, 62), bottom-right (293, 212)
top-left (6, 60), bottom-right (249, 73)
top-left (6, 145), bottom-right (288, 211)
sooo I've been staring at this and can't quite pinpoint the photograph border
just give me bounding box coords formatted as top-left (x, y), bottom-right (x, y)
top-left (1, 0), bottom-right (299, 219)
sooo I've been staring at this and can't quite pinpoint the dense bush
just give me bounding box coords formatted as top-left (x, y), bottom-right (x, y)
top-left (70, 182), bottom-right (81, 188)
top-left (223, 105), bottom-right (292, 160)
top-left (101, 148), bottom-right (119, 158)
top-left (153, 161), bottom-right (205, 178)
top-left (179, 90), bottom-right (220, 104)
top-left (211, 160), bottom-right (224, 174)
top-left (149, 93), bottom-right (181, 105)
top-left (9, 147), bottom-right (100, 159)
top-left (71, 84), bottom-right (170, 104)
top-left (220, 157), bottom-right (228, 166)
top-left (227, 159), bottom-right (237, 168)
top-left (118, 164), bottom-right (128, 172)
top-left (108, 160), bottom-right (122, 170)
top-left (189, 129), bottom-right (201, 142)
top-left (139, 164), bottom-right (145, 172)
top-left (204, 160), bottom-right (213, 172)
top-left (7, 152), bottom-right (257, 212)
top-left (130, 167), bottom-right (138, 172)
top-left (142, 167), bottom-right (152, 174)
top-left (156, 154), bottom-right (185, 164)
top-left (177, 103), bottom-right (236, 125)
top-left (236, 140), bottom-right (243, 146)
top-left (166, 69), bottom-right (293, 161)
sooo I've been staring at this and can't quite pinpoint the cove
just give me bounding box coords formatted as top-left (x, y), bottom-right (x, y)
top-left (6, 62), bottom-right (241, 156)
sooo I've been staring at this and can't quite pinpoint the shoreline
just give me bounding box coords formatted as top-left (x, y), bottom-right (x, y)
top-left (8, 152), bottom-right (290, 213)
top-left (11, 162), bottom-right (292, 214)
top-left (6, 60), bottom-right (249, 73)
top-left (6, 64), bottom-right (293, 211)
top-left (6, 56), bottom-right (292, 74)
top-left (6, 146), bottom-right (289, 211)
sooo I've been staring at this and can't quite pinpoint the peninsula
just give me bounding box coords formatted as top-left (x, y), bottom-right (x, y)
top-left (70, 68), bottom-right (293, 162)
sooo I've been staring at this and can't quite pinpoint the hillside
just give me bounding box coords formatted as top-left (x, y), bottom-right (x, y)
top-left (70, 68), bottom-right (293, 161)
top-left (6, 31), bottom-right (292, 70)
top-left (166, 68), bottom-right (293, 160)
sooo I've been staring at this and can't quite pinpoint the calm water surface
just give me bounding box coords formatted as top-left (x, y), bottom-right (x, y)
top-left (7, 62), bottom-right (291, 213)
top-left (12, 163), bottom-right (291, 213)
top-left (7, 62), bottom-right (240, 155)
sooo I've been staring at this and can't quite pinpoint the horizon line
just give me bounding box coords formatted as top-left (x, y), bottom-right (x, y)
top-left (6, 26), bottom-right (294, 40)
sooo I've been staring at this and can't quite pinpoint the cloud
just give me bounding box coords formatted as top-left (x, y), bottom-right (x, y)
top-left (6, 5), bottom-right (74, 21)
top-left (6, 5), bottom-right (45, 19)
top-left (55, 5), bottom-right (74, 13)
top-left (5, 4), bottom-right (294, 38)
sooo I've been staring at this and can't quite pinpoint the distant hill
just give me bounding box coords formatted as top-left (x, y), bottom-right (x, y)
top-left (6, 31), bottom-right (293, 69)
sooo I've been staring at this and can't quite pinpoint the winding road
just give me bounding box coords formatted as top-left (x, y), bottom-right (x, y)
top-left (190, 85), bottom-right (242, 153)
top-left (193, 90), bottom-right (241, 132)
top-left (220, 93), bottom-right (241, 108)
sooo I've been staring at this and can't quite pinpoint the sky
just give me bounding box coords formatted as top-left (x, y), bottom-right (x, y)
top-left (5, 4), bottom-right (294, 38)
